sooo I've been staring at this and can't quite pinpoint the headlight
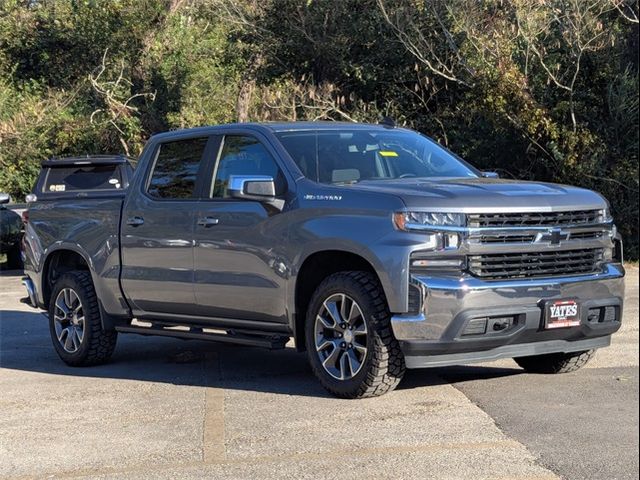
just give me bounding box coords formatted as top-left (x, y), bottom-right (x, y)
top-left (393, 212), bottom-right (466, 231)
top-left (393, 212), bottom-right (464, 251)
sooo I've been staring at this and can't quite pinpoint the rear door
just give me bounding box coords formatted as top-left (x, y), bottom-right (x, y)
top-left (121, 135), bottom-right (213, 316)
top-left (192, 132), bottom-right (291, 324)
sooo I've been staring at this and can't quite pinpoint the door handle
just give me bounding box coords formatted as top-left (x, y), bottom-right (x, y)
top-left (197, 217), bottom-right (219, 227)
top-left (126, 216), bottom-right (145, 227)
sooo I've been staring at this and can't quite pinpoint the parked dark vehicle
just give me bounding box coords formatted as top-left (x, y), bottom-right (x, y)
top-left (1, 193), bottom-right (23, 269)
top-left (21, 123), bottom-right (625, 398)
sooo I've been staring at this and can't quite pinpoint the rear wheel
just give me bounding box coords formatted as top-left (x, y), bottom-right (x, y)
top-left (514, 350), bottom-right (594, 374)
top-left (305, 271), bottom-right (405, 398)
top-left (48, 271), bottom-right (117, 366)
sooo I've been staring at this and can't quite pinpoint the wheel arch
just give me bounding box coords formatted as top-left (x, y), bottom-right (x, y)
top-left (41, 246), bottom-right (92, 309)
top-left (293, 249), bottom-right (385, 352)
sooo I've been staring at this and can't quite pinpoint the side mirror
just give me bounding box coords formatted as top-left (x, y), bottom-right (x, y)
top-left (481, 171), bottom-right (499, 179)
top-left (0, 193), bottom-right (10, 204)
top-left (229, 175), bottom-right (276, 202)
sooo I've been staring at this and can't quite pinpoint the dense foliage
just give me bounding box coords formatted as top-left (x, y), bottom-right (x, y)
top-left (0, 0), bottom-right (638, 257)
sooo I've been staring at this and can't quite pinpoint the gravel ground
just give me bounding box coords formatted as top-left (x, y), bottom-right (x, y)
top-left (0, 267), bottom-right (637, 479)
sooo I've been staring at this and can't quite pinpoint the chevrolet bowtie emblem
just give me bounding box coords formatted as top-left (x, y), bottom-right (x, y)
top-left (537, 228), bottom-right (569, 245)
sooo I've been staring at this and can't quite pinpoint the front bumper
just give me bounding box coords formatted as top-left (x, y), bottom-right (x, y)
top-left (391, 263), bottom-right (625, 369)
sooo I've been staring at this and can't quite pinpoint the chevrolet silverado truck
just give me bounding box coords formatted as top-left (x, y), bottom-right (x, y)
top-left (21, 122), bottom-right (625, 398)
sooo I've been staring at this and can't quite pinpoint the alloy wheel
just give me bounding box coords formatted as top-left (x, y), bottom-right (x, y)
top-left (314, 293), bottom-right (368, 380)
top-left (53, 288), bottom-right (85, 353)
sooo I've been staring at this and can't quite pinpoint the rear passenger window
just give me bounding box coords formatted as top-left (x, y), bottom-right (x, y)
top-left (147, 137), bottom-right (208, 199)
top-left (43, 165), bottom-right (122, 192)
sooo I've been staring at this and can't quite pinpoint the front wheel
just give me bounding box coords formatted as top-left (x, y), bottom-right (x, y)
top-left (514, 350), bottom-right (594, 374)
top-left (48, 271), bottom-right (118, 366)
top-left (305, 271), bottom-right (405, 398)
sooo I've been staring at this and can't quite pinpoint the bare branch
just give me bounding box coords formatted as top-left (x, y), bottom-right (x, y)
top-left (377, 0), bottom-right (474, 87)
top-left (515, 0), bottom-right (614, 130)
top-left (611, 0), bottom-right (640, 22)
top-left (583, 173), bottom-right (640, 191)
top-left (254, 79), bottom-right (358, 122)
top-left (89, 49), bottom-right (156, 125)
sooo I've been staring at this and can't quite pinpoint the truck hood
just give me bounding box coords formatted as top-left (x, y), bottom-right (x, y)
top-left (349, 177), bottom-right (607, 212)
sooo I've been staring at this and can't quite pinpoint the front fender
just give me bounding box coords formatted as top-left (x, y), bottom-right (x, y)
top-left (286, 208), bottom-right (419, 316)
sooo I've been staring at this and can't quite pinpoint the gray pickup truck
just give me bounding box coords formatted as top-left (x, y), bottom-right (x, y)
top-left (21, 122), bottom-right (625, 398)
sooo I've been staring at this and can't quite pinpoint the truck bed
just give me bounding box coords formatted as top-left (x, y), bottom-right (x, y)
top-left (24, 195), bottom-right (128, 317)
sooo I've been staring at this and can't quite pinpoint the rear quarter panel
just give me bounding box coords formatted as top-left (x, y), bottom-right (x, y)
top-left (24, 196), bottom-right (128, 316)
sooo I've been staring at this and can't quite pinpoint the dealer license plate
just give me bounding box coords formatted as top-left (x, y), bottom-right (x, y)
top-left (544, 299), bottom-right (581, 329)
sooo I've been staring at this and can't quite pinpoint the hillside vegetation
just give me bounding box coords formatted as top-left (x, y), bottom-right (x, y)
top-left (0, 0), bottom-right (638, 257)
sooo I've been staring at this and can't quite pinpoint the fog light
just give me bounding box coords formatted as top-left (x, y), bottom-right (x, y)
top-left (490, 316), bottom-right (514, 331)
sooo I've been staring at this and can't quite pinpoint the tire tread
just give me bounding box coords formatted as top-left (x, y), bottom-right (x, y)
top-left (515, 349), bottom-right (594, 374)
top-left (306, 271), bottom-right (405, 399)
top-left (50, 271), bottom-right (117, 366)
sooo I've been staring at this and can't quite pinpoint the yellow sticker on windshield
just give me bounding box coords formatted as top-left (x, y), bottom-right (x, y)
top-left (379, 151), bottom-right (398, 157)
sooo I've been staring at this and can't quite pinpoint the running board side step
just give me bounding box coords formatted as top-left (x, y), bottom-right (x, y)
top-left (115, 325), bottom-right (289, 349)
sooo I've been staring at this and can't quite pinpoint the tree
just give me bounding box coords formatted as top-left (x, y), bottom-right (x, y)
top-left (0, 0), bottom-right (637, 257)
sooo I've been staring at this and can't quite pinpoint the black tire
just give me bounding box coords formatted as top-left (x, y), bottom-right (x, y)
top-left (48, 271), bottom-right (117, 366)
top-left (514, 349), bottom-right (594, 374)
top-left (305, 271), bottom-right (405, 398)
top-left (5, 243), bottom-right (22, 270)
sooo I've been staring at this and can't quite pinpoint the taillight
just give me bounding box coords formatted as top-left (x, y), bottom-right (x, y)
top-left (23, 193), bottom-right (36, 225)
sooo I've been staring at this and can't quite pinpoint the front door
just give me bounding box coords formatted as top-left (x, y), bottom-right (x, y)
top-left (121, 135), bottom-right (211, 316)
top-left (192, 134), bottom-right (290, 323)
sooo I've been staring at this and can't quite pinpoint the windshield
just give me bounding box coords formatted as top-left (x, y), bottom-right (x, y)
top-left (276, 129), bottom-right (478, 184)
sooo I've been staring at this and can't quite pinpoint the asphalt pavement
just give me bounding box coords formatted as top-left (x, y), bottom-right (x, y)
top-left (0, 267), bottom-right (637, 479)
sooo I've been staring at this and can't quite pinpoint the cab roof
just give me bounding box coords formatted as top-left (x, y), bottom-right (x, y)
top-left (41, 154), bottom-right (133, 167)
top-left (148, 121), bottom-right (408, 142)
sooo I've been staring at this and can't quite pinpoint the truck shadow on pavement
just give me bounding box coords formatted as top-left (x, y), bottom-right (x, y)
top-left (0, 309), bottom-right (524, 398)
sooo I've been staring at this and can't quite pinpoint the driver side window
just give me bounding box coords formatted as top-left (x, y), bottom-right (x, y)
top-left (211, 135), bottom-right (283, 198)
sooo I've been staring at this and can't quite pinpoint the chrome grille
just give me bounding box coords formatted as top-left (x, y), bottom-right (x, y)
top-left (474, 234), bottom-right (536, 244)
top-left (468, 248), bottom-right (603, 280)
top-left (570, 231), bottom-right (604, 240)
top-left (470, 230), bottom-right (605, 245)
top-left (468, 210), bottom-right (602, 228)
